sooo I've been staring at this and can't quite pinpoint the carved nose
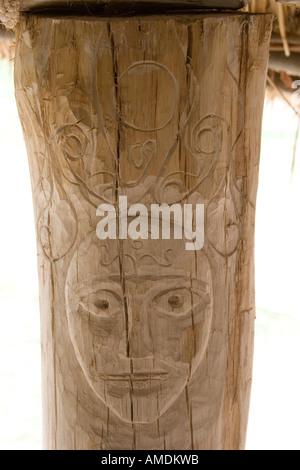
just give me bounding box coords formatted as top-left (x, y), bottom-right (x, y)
top-left (127, 311), bottom-right (153, 359)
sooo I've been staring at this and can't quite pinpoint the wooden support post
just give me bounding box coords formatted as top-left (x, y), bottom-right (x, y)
top-left (14, 5), bottom-right (272, 450)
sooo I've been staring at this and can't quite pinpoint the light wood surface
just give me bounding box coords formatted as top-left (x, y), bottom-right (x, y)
top-left (14, 12), bottom-right (272, 450)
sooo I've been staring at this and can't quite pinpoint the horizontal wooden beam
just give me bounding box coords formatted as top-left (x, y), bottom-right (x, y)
top-left (277, 0), bottom-right (300, 4)
top-left (20, 0), bottom-right (248, 14)
top-left (269, 51), bottom-right (300, 76)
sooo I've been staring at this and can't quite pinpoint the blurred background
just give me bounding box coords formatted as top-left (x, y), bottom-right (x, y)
top-left (0, 58), bottom-right (41, 450)
top-left (1, 1), bottom-right (300, 449)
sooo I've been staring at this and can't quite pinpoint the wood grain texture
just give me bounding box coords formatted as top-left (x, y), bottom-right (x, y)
top-left (14, 13), bottom-right (272, 450)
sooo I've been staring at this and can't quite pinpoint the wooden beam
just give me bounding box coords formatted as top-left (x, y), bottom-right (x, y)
top-left (277, 0), bottom-right (300, 4)
top-left (20, 0), bottom-right (248, 14)
top-left (269, 51), bottom-right (300, 76)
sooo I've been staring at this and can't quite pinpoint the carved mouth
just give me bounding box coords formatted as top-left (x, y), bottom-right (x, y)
top-left (103, 371), bottom-right (169, 382)
top-left (102, 371), bottom-right (170, 393)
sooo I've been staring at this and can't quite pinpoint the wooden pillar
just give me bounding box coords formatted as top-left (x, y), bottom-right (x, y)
top-left (14, 2), bottom-right (272, 450)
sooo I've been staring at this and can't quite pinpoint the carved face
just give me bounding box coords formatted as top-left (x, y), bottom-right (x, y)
top-left (66, 232), bottom-right (213, 424)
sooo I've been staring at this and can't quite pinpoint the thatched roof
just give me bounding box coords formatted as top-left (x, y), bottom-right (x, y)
top-left (250, 1), bottom-right (300, 58)
top-left (243, 1), bottom-right (300, 106)
top-left (0, 1), bottom-right (20, 29)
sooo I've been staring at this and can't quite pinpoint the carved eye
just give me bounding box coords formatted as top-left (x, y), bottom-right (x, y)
top-left (78, 290), bottom-right (122, 318)
top-left (94, 299), bottom-right (110, 311)
top-left (155, 288), bottom-right (189, 316)
top-left (152, 287), bottom-right (210, 319)
top-left (168, 294), bottom-right (184, 309)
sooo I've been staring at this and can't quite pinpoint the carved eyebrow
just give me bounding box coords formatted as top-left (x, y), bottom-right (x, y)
top-left (71, 276), bottom-right (123, 295)
top-left (152, 285), bottom-right (208, 301)
top-left (80, 289), bottom-right (123, 302)
top-left (71, 275), bottom-right (208, 293)
top-left (122, 275), bottom-right (208, 288)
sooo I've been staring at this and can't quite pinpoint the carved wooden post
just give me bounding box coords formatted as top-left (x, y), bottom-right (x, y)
top-left (13, 1), bottom-right (272, 450)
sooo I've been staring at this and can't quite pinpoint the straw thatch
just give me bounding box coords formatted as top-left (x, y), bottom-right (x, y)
top-left (245, 1), bottom-right (300, 107)
top-left (0, 1), bottom-right (20, 30)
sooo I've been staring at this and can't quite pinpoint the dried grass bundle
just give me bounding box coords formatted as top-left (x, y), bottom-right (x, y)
top-left (0, 1), bottom-right (20, 30)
